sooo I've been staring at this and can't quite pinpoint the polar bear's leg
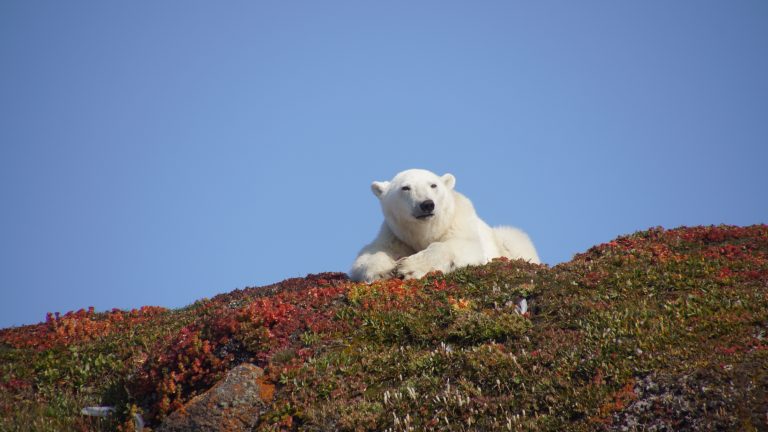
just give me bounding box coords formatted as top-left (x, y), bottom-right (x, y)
top-left (350, 250), bottom-right (398, 282)
top-left (493, 226), bottom-right (541, 264)
top-left (395, 238), bottom-right (488, 280)
top-left (350, 224), bottom-right (415, 282)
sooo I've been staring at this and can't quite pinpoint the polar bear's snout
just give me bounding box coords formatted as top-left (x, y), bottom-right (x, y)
top-left (420, 200), bottom-right (435, 212)
top-left (415, 199), bottom-right (435, 219)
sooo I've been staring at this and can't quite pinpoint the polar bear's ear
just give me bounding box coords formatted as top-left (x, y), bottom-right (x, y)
top-left (371, 181), bottom-right (390, 198)
top-left (441, 173), bottom-right (456, 190)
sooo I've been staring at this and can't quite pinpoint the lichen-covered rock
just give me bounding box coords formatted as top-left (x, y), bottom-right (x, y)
top-left (156, 363), bottom-right (268, 432)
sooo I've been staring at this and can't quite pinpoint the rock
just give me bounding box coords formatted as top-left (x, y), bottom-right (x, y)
top-left (156, 363), bottom-right (271, 432)
top-left (81, 406), bottom-right (115, 417)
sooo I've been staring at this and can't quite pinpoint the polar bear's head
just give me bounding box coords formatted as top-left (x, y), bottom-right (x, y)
top-left (371, 169), bottom-right (457, 247)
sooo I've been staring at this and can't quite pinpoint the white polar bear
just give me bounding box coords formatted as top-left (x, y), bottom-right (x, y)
top-left (349, 169), bottom-right (540, 282)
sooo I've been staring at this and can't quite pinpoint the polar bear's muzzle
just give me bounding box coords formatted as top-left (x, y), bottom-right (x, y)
top-left (414, 200), bottom-right (435, 220)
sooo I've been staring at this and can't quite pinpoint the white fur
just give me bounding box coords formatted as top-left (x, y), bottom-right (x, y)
top-left (349, 169), bottom-right (540, 282)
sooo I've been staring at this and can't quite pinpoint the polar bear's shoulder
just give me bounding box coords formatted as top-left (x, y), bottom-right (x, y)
top-left (451, 191), bottom-right (481, 222)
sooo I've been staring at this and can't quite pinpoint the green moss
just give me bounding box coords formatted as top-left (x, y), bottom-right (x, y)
top-left (447, 309), bottom-right (530, 344)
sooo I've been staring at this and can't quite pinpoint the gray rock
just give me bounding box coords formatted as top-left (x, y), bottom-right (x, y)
top-left (156, 363), bottom-right (269, 432)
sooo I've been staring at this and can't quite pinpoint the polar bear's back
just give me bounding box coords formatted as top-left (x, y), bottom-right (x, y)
top-left (493, 226), bottom-right (541, 264)
top-left (450, 192), bottom-right (540, 265)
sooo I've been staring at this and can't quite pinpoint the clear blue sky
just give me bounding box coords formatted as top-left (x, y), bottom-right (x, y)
top-left (1, 1), bottom-right (766, 328)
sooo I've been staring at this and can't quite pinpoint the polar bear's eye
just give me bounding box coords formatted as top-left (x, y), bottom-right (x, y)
top-left (401, 186), bottom-right (411, 191)
top-left (431, 184), bottom-right (437, 188)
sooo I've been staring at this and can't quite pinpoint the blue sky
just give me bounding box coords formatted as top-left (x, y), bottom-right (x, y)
top-left (1, 1), bottom-right (766, 328)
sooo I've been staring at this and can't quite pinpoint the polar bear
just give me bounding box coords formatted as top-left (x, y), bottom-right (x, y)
top-left (349, 169), bottom-right (540, 282)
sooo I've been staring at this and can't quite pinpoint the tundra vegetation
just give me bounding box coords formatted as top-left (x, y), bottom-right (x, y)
top-left (1, 225), bottom-right (766, 431)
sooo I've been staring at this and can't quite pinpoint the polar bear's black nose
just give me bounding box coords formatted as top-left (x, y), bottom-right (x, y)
top-left (420, 200), bottom-right (435, 212)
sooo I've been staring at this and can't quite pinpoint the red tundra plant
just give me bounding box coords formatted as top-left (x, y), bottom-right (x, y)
top-left (667, 224), bottom-right (767, 244)
top-left (0, 306), bottom-right (167, 351)
top-left (576, 225), bottom-right (768, 266)
top-left (132, 279), bottom-right (353, 422)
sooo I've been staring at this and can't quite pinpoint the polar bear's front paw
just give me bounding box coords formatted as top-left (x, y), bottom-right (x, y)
top-left (395, 254), bottom-right (439, 280)
top-left (350, 253), bottom-right (400, 282)
top-left (354, 268), bottom-right (397, 283)
top-left (372, 268), bottom-right (399, 281)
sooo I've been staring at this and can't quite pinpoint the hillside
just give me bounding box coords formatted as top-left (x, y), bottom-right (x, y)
top-left (1, 225), bottom-right (767, 431)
